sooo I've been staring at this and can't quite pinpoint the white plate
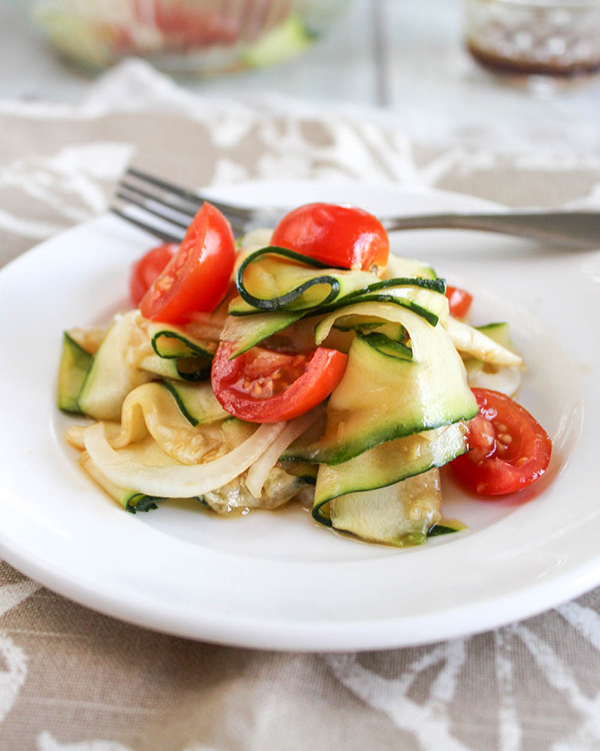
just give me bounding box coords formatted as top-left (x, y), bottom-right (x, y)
top-left (0, 180), bottom-right (597, 652)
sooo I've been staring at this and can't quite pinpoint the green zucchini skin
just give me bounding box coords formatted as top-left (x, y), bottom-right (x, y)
top-left (220, 310), bottom-right (304, 358)
top-left (427, 522), bottom-right (465, 537)
top-left (147, 323), bottom-right (217, 360)
top-left (287, 306), bottom-right (478, 465)
top-left (234, 246), bottom-right (442, 315)
top-left (57, 333), bottom-right (92, 414)
top-left (235, 246), bottom-right (347, 313)
top-left (77, 312), bottom-right (154, 421)
top-left (383, 255), bottom-right (437, 281)
top-left (231, 246), bottom-right (446, 323)
top-left (125, 494), bottom-right (160, 513)
top-left (126, 494), bottom-right (208, 514)
top-left (314, 279), bottom-right (447, 327)
top-left (79, 448), bottom-right (206, 513)
top-left (137, 322), bottom-right (216, 382)
top-left (227, 254), bottom-right (448, 358)
top-left (149, 322), bottom-right (216, 380)
top-left (232, 252), bottom-right (377, 316)
top-left (312, 423), bottom-right (468, 523)
top-left (327, 470), bottom-right (444, 547)
top-left (138, 354), bottom-right (212, 383)
top-left (358, 331), bottom-right (412, 361)
top-left (224, 280), bottom-right (447, 358)
top-left (278, 460), bottom-right (318, 486)
top-left (161, 380), bottom-right (229, 427)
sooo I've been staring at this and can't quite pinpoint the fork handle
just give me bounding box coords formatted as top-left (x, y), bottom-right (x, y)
top-left (380, 211), bottom-right (600, 249)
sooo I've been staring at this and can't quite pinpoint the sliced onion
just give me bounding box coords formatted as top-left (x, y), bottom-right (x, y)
top-left (83, 420), bottom-right (286, 498)
top-left (246, 411), bottom-right (320, 498)
top-left (465, 360), bottom-right (522, 397)
top-left (445, 317), bottom-right (522, 368)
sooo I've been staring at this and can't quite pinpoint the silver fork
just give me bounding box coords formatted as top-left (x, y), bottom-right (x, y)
top-left (112, 167), bottom-right (600, 249)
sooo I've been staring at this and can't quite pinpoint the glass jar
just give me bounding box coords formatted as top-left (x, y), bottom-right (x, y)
top-left (28, 0), bottom-right (350, 75)
top-left (465, 0), bottom-right (600, 79)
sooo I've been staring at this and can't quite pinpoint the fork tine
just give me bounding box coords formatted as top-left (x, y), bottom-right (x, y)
top-left (126, 167), bottom-right (257, 224)
top-left (115, 189), bottom-right (191, 231)
top-left (116, 167), bottom-right (264, 240)
top-left (110, 208), bottom-right (185, 244)
top-left (118, 181), bottom-right (250, 235)
top-left (113, 192), bottom-right (248, 239)
top-left (127, 167), bottom-right (203, 209)
top-left (120, 181), bottom-right (197, 221)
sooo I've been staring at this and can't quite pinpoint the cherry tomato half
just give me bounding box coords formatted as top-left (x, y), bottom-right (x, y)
top-left (450, 388), bottom-right (552, 496)
top-left (271, 203), bottom-right (389, 276)
top-left (446, 285), bottom-right (473, 318)
top-left (211, 342), bottom-right (348, 423)
top-left (129, 243), bottom-right (176, 307)
top-left (139, 203), bottom-right (235, 324)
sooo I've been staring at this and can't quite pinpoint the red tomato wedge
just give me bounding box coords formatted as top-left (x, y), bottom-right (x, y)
top-left (211, 343), bottom-right (348, 423)
top-left (271, 203), bottom-right (389, 276)
top-left (139, 203), bottom-right (235, 324)
top-left (446, 285), bottom-right (473, 318)
top-left (129, 243), bottom-right (176, 307)
top-left (450, 388), bottom-right (552, 496)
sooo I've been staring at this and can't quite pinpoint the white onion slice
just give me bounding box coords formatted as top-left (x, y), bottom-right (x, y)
top-left (445, 317), bottom-right (522, 367)
top-left (246, 411), bottom-right (320, 498)
top-left (465, 362), bottom-right (522, 397)
top-left (83, 420), bottom-right (286, 498)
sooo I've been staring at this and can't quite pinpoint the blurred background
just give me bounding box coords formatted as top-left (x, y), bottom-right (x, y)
top-left (1, 0), bottom-right (599, 153)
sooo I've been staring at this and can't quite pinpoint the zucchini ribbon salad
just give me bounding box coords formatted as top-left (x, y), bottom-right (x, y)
top-left (58, 201), bottom-right (552, 547)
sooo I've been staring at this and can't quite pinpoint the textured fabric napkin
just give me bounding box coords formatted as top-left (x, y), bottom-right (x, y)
top-left (1, 60), bottom-right (600, 751)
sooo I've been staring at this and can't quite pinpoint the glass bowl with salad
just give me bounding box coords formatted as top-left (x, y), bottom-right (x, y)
top-left (27, 0), bottom-right (350, 74)
top-left (57, 200), bottom-right (552, 549)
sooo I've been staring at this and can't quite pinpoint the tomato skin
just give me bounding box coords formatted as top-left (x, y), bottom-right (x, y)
top-left (211, 342), bottom-right (348, 423)
top-left (450, 388), bottom-right (552, 496)
top-left (129, 243), bottom-right (176, 307)
top-left (139, 203), bottom-right (235, 324)
top-left (271, 203), bottom-right (389, 276)
top-left (446, 285), bottom-right (473, 318)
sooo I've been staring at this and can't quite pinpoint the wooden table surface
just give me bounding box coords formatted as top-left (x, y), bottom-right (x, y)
top-left (1, 0), bottom-right (599, 151)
